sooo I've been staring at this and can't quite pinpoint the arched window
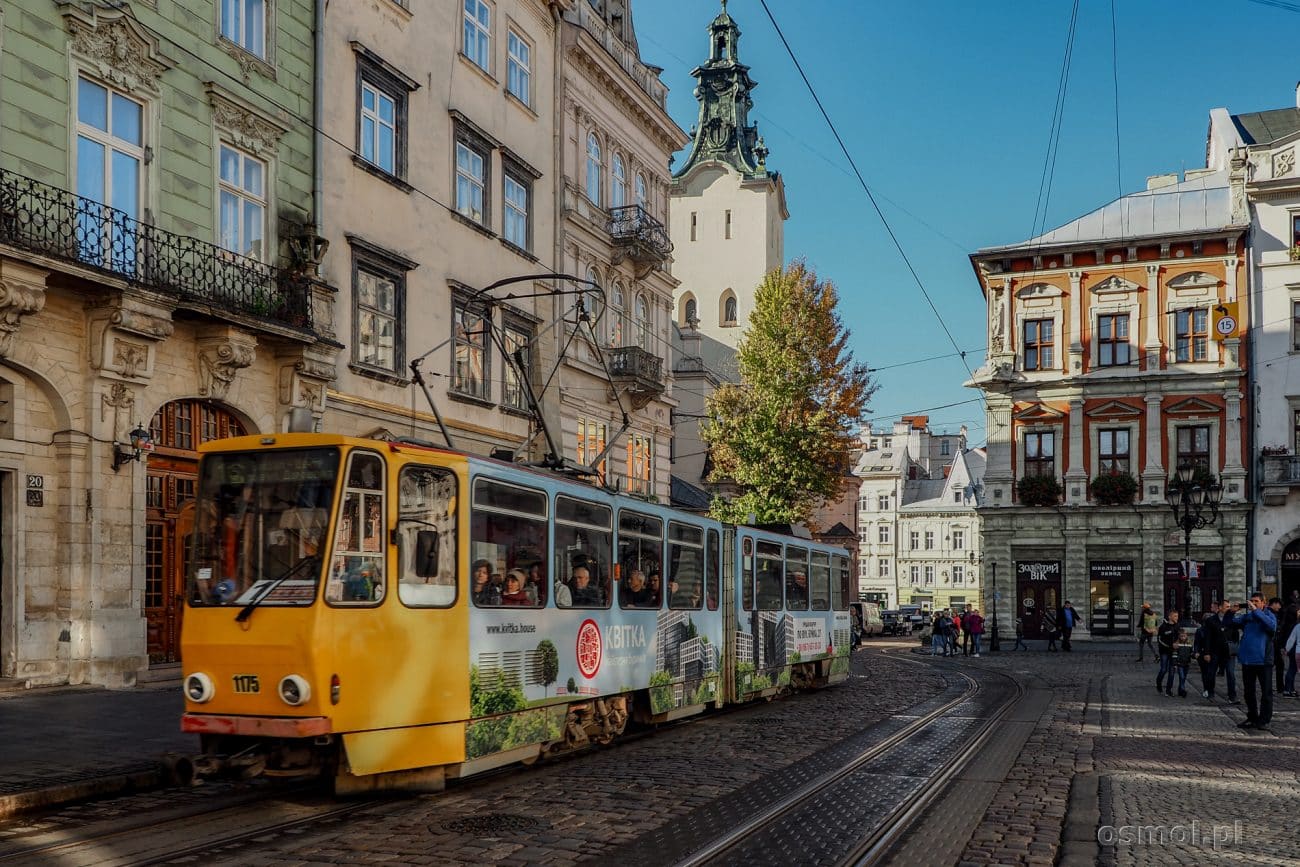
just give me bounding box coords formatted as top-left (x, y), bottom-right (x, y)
top-left (585, 266), bottom-right (603, 322)
top-left (585, 133), bottom-right (602, 207)
top-left (683, 296), bottom-right (698, 325)
top-left (609, 282), bottom-right (625, 346)
top-left (723, 292), bottom-right (738, 325)
top-left (635, 293), bottom-right (650, 349)
top-left (611, 154), bottom-right (626, 209)
top-left (635, 173), bottom-right (647, 210)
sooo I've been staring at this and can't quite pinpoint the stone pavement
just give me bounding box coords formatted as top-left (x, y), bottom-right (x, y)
top-left (0, 683), bottom-right (194, 817)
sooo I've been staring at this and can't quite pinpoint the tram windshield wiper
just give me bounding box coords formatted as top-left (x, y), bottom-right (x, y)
top-left (234, 555), bottom-right (321, 623)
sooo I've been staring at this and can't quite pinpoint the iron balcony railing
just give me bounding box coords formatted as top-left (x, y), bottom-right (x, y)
top-left (607, 204), bottom-right (672, 259)
top-left (0, 168), bottom-right (312, 330)
top-left (1261, 454), bottom-right (1300, 486)
top-left (608, 344), bottom-right (664, 385)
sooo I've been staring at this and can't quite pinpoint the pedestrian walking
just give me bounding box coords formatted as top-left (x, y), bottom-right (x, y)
top-left (1172, 629), bottom-right (1193, 697)
top-left (1137, 602), bottom-right (1157, 661)
top-left (948, 611), bottom-right (961, 657)
top-left (1043, 608), bottom-right (1059, 652)
top-left (1269, 597), bottom-right (1285, 693)
top-left (1284, 616), bottom-right (1300, 698)
top-left (1282, 593), bottom-right (1300, 696)
top-left (961, 604), bottom-right (974, 657)
top-left (1194, 614), bottom-right (1220, 700)
top-left (1057, 601), bottom-right (1078, 652)
top-left (1235, 592), bottom-right (1278, 731)
top-left (1157, 610), bottom-right (1180, 695)
top-left (1220, 601), bottom-right (1241, 704)
top-left (1012, 613), bottom-right (1029, 651)
top-left (966, 607), bottom-right (985, 657)
top-left (930, 612), bottom-right (946, 656)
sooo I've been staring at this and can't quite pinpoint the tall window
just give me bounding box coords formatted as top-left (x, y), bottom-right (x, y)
top-left (1098, 428), bottom-right (1130, 474)
top-left (455, 138), bottom-right (487, 225)
top-left (724, 209), bottom-right (732, 239)
top-left (360, 82), bottom-right (397, 175)
top-left (924, 531), bottom-right (934, 550)
top-left (924, 565), bottom-right (935, 586)
top-left (611, 154), bottom-right (627, 209)
top-left (952, 529), bottom-right (965, 550)
top-left (502, 320), bottom-right (531, 410)
top-left (1097, 314), bottom-right (1130, 366)
top-left (221, 0), bottom-right (266, 58)
top-left (910, 565), bottom-right (920, 584)
top-left (1292, 300), bottom-right (1300, 351)
top-left (626, 432), bottom-right (653, 495)
top-left (952, 565), bottom-right (965, 586)
top-left (940, 439), bottom-right (950, 455)
top-left (635, 173), bottom-right (648, 209)
top-left (878, 525), bottom-right (890, 544)
top-left (1174, 308), bottom-right (1208, 362)
top-left (1023, 319), bottom-right (1054, 371)
top-left (635, 293), bottom-right (650, 349)
top-left (877, 494), bottom-right (889, 510)
top-left (452, 297), bottom-right (489, 399)
top-left (684, 297), bottom-right (697, 324)
top-left (503, 171), bottom-right (530, 250)
top-left (1294, 409), bottom-right (1300, 455)
top-left (1176, 425), bottom-right (1210, 474)
top-left (76, 77), bottom-right (143, 270)
top-left (608, 283), bottom-right (625, 346)
top-left (878, 559), bottom-right (889, 578)
top-left (723, 294), bottom-right (737, 325)
top-left (463, 0), bottom-right (491, 71)
top-left (506, 29), bottom-right (531, 105)
top-left (577, 418), bottom-right (608, 480)
top-left (689, 212), bottom-right (697, 241)
top-left (909, 531), bottom-right (919, 550)
top-left (218, 145), bottom-right (265, 260)
top-left (1024, 431), bottom-right (1055, 477)
top-left (585, 133), bottom-right (602, 206)
top-left (352, 253), bottom-right (405, 375)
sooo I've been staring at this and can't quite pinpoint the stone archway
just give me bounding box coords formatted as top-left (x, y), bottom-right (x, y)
top-left (143, 399), bottom-right (249, 664)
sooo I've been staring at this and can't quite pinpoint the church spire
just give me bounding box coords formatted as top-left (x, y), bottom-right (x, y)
top-left (673, 1), bottom-right (769, 180)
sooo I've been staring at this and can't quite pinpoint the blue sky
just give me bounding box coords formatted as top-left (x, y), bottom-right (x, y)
top-left (636, 0), bottom-right (1300, 444)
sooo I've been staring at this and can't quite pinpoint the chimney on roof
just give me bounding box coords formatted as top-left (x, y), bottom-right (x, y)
top-left (1146, 173), bottom-right (1178, 191)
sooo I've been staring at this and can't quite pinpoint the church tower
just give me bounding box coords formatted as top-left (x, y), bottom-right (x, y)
top-left (669, 0), bottom-right (788, 350)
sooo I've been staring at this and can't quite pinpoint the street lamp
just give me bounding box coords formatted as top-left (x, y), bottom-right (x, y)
top-left (1165, 462), bottom-right (1223, 613)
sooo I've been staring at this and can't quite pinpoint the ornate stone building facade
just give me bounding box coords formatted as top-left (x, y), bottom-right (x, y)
top-left (553, 0), bottom-right (686, 499)
top-left (0, 1), bottom-right (333, 684)
top-left (969, 166), bottom-right (1251, 640)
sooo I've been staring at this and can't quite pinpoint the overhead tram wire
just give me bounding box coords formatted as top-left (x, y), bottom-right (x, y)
top-left (1243, 0), bottom-right (1300, 12)
top-left (755, 0), bottom-right (977, 389)
top-left (1030, 0), bottom-right (1082, 245)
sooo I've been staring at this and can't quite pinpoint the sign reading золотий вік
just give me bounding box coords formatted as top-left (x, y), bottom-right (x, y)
top-left (1016, 561), bottom-right (1060, 582)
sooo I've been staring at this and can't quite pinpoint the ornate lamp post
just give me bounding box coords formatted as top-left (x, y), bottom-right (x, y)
top-left (1165, 463), bottom-right (1223, 614)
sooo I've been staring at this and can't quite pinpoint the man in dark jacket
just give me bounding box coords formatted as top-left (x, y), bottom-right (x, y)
top-left (1282, 593), bottom-right (1300, 696)
top-left (1057, 601), bottom-right (1079, 652)
top-left (1271, 597), bottom-right (1287, 693)
top-left (1157, 611), bottom-right (1180, 696)
top-left (1235, 593), bottom-right (1279, 730)
top-left (1219, 601), bottom-right (1241, 703)
top-left (1195, 612), bottom-right (1227, 700)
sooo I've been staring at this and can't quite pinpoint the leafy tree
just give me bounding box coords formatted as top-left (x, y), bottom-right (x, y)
top-left (535, 640), bottom-right (559, 695)
top-left (566, 676), bottom-right (577, 695)
top-left (704, 262), bottom-right (874, 524)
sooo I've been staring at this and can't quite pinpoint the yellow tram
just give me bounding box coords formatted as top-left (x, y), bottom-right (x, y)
top-left (180, 433), bottom-right (853, 792)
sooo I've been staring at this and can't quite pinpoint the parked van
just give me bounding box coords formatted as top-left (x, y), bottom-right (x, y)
top-left (850, 601), bottom-right (885, 645)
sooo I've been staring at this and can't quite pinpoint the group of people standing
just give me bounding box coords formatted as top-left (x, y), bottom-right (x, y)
top-left (1138, 593), bottom-right (1288, 732)
top-left (929, 605), bottom-right (986, 657)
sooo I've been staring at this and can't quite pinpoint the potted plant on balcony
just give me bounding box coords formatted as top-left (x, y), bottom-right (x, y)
top-left (1016, 474), bottom-right (1062, 506)
top-left (1090, 471), bottom-right (1138, 505)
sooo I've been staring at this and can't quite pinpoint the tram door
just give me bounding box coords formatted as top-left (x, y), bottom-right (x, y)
top-left (144, 401), bottom-right (245, 664)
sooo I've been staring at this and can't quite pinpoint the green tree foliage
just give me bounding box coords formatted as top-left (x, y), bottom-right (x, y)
top-left (648, 669), bottom-right (675, 713)
top-left (535, 639), bottom-right (559, 695)
top-left (467, 666), bottom-right (527, 758)
top-left (704, 262), bottom-right (875, 524)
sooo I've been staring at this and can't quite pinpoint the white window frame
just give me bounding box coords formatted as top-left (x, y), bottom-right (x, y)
top-left (577, 417), bottom-right (608, 481)
top-left (503, 171), bottom-right (530, 250)
top-left (609, 282), bottom-right (626, 346)
top-left (924, 531), bottom-right (934, 550)
top-left (627, 431), bottom-right (654, 496)
top-left (878, 559), bottom-right (889, 578)
top-left (635, 173), bottom-right (648, 209)
top-left (360, 81), bottom-right (398, 176)
top-left (878, 525), bottom-right (890, 544)
top-left (217, 144), bottom-right (267, 260)
top-left (455, 141), bottom-right (487, 224)
top-left (506, 28), bottom-right (531, 105)
top-left (585, 132), bottom-right (602, 207)
top-left (924, 565), bottom-right (935, 586)
top-left (611, 153), bottom-right (627, 209)
top-left (877, 494), bottom-right (889, 510)
top-left (353, 262), bottom-right (403, 374)
top-left (74, 75), bottom-right (146, 268)
top-left (635, 292), bottom-right (650, 350)
top-left (463, 0), bottom-right (492, 73)
top-left (221, 0), bottom-right (268, 60)
top-left (952, 565), bottom-right (965, 586)
top-left (909, 531), bottom-right (919, 550)
top-left (952, 529), bottom-right (965, 550)
top-left (910, 565), bottom-right (920, 585)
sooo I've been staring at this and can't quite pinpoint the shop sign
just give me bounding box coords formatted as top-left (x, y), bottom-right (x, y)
top-left (1016, 561), bottom-right (1061, 582)
top-left (1089, 561), bottom-right (1134, 581)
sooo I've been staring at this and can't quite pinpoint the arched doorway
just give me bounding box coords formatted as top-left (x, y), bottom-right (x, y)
top-left (144, 400), bottom-right (246, 663)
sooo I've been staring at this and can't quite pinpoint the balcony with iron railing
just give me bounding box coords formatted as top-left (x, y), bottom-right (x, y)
top-left (0, 168), bottom-right (313, 332)
top-left (607, 204), bottom-right (672, 276)
top-left (608, 343), bottom-right (665, 409)
top-left (1261, 454), bottom-right (1300, 505)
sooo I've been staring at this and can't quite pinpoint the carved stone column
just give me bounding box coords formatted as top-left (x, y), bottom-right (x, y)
top-left (1064, 397), bottom-right (1087, 504)
top-left (1067, 270), bottom-right (1083, 374)
top-left (1223, 389), bottom-right (1247, 503)
top-left (196, 327), bottom-right (258, 401)
top-left (1141, 393), bottom-right (1166, 500)
top-left (1144, 264), bottom-right (1161, 371)
top-left (0, 259), bottom-right (49, 358)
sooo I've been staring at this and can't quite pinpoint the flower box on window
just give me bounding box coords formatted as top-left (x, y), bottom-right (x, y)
top-left (1090, 472), bottom-right (1137, 505)
top-left (1016, 474), bottom-right (1062, 506)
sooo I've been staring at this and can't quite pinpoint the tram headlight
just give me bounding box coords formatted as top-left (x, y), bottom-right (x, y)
top-left (185, 673), bottom-right (215, 703)
top-left (279, 674), bottom-right (311, 706)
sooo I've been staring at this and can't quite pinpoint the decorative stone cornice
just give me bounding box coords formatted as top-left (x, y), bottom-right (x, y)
top-left (87, 292), bottom-right (174, 382)
top-left (60, 2), bottom-right (173, 96)
top-left (206, 83), bottom-right (289, 158)
top-left (0, 261), bottom-right (48, 359)
top-left (197, 330), bottom-right (258, 400)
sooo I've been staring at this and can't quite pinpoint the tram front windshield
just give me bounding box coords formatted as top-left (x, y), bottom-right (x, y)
top-left (187, 448), bottom-right (340, 608)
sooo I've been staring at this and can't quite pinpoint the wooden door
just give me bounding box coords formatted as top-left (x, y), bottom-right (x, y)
top-left (1016, 571), bottom-right (1061, 640)
top-left (144, 401), bottom-right (246, 663)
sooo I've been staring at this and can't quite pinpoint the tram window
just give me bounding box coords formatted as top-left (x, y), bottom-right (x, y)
top-left (396, 466), bottom-right (457, 608)
top-left (810, 552), bottom-right (831, 611)
top-left (785, 546), bottom-right (809, 611)
top-left (555, 496), bottom-right (612, 608)
top-left (326, 451), bottom-right (386, 606)
top-left (618, 510), bottom-right (662, 609)
top-left (741, 537), bottom-right (754, 611)
top-left (706, 529), bottom-right (720, 611)
top-left (668, 522), bottom-right (704, 610)
top-left (756, 541), bottom-right (783, 611)
top-left (833, 555), bottom-right (850, 610)
top-left (471, 478), bottom-right (547, 608)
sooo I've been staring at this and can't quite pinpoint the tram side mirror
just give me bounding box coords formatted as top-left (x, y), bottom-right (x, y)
top-left (414, 530), bottom-right (439, 578)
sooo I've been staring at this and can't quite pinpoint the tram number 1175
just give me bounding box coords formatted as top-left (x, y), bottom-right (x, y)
top-left (232, 674), bottom-right (260, 694)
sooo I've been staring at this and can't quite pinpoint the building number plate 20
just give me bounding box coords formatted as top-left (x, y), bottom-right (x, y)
top-left (232, 674), bottom-right (260, 694)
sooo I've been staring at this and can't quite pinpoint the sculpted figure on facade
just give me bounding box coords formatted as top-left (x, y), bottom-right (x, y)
top-left (197, 333), bottom-right (258, 400)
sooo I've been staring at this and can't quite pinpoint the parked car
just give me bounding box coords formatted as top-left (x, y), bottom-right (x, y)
top-left (898, 605), bottom-right (930, 638)
top-left (881, 610), bottom-right (912, 636)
